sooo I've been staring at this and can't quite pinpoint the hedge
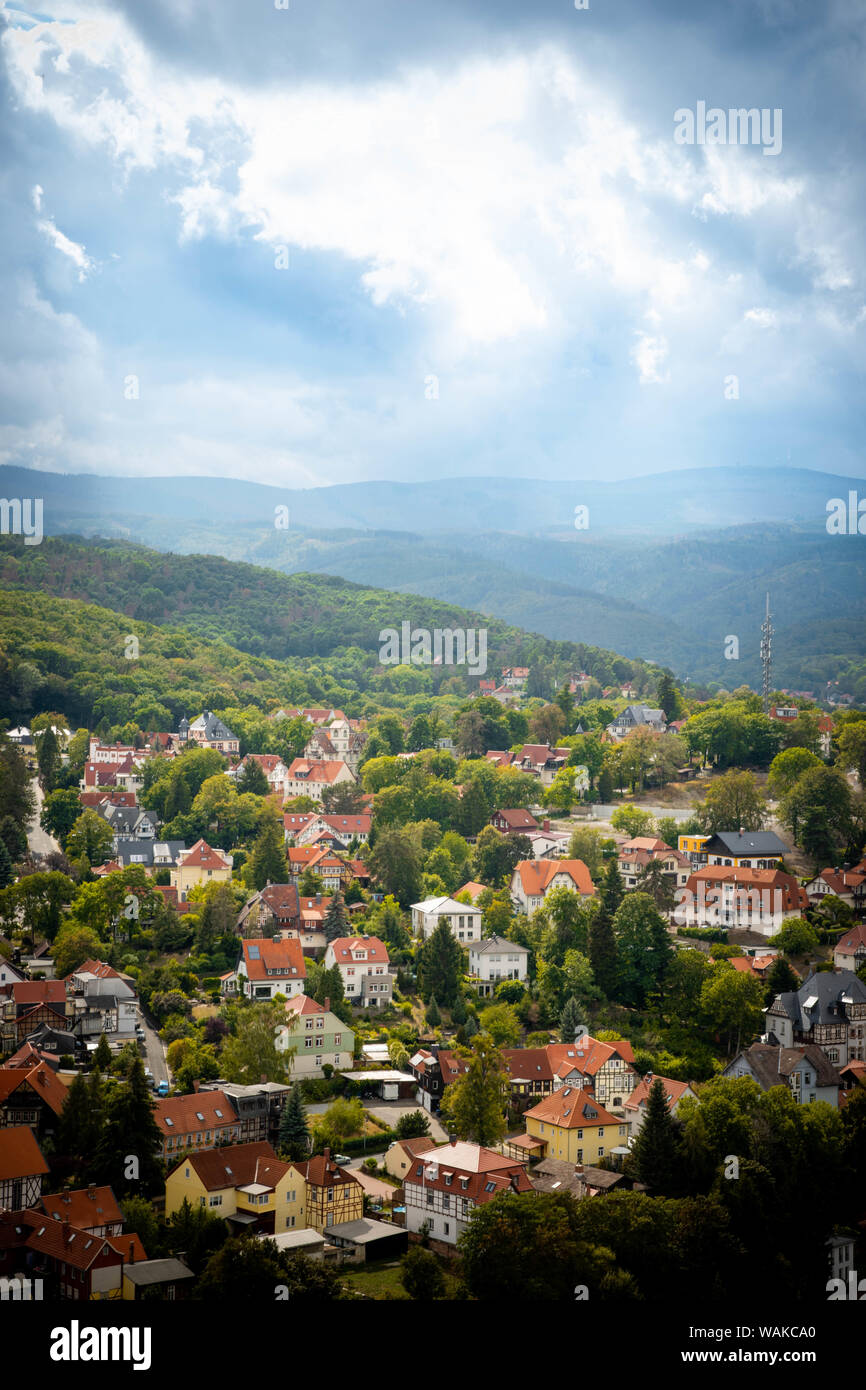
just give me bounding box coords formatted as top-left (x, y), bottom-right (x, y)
top-left (674, 926), bottom-right (729, 943)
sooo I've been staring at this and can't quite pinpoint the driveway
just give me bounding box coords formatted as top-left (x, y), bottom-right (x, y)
top-left (26, 778), bottom-right (60, 858)
top-left (138, 1012), bottom-right (170, 1087)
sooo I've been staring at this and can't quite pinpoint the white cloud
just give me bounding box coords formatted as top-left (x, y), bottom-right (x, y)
top-left (36, 217), bottom-right (94, 280)
top-left (631, 332), bottom-right (670, 384)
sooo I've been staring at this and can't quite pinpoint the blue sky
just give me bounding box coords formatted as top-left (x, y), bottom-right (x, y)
top-left (1, 0), bottom-right (864, 488)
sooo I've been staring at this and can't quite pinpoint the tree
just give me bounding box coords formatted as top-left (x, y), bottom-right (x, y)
top-left (472, 825), bottom-right (527, 888)
top-left (457, 1190), bottom-right (631, 1301)
top-left (545, 767), bottom-right (578, 815)
top-left (610, 805), bottom-right (655, 839)
top-left (439, 1033), bottom-right (508, 1146)
top-left (763, 956), bottom-right (800, 1004)
top-left (634, 858), bottom-right (676, 914)
top-left (279, 1083), bottom-right (311, 1161)
top-left (221, 1003), bottom-right (290, 1084)
top-left (197, 1237), bottom-right (340, 1301)
top-left (559, 995), bottom-right (585, 1041)
top-left (94, 1033), bottom-right (112, 1071)
top-left (0, 734), bottom-right (35, 830)
top-left (529, 704), bottom-right (565, 747)
top-left (40, 788), bottom-right (84, 846)
top-left (478, 1002), bottom-right (521, 1046)
top-left (417, 918), bottom-right (464, 1007)
top-left (65, 809), bottom-right (115, 868)
top-left (237, 758), bottom-right (270, 796)
top-left (657, 673), bottom-right (682, 722)
top-left (612, 893), bottom-right (673, 1009)
top-left (769, 916), bottom-right (819, 957)
top-left (836, 720), bottom-right (866, 788)
top-left (321, 781), bottom-right (368, 814)
top-left (36, 725), bottom-right (62, 793)
top-left (401, 1246), bottom-right (445, 1299)
top-left (55, 1070), bottom-right (104, 1180)
top-left (0, 837), bottom-right (12, 889)
top-left (121, 1196), bottom-right (161, 1258)
top-left (247, 809), bottom-right (287, 890)
top-left (164, 1197), bottom-right (230, 1274)
top-left (768, 747), bottom-right (823, 799)
top-left (93, 1055), bottom-right (164, 1196)
top-left (52, 922), bottom-right (104, 976)
top-left (367, 826), bottom-right (422, 906)
top-left (629, 1078), bottom-right (682, 1194)
top-left (567, 827), bottom-right (604, 880)
top-left (317, 1096), bottom-right (364, 1143)
top-left (698, 771), bottom-right (766, 834)
top-left (322, 890), bottom-right (349, 943)
top-left (11, 871), bottom-right (75, 941)
top-left (395, 1110), bottom-right (431, 1139)
top-left (780, 766), bottom-right (852, 856)
top-left (588, 859), bottom-right (623, 999)
top-left (700, 967), bottom-right (765, 1055)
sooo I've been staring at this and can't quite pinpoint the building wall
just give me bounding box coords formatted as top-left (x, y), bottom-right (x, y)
top-left (525, 1115), bottom-right (629, 1165)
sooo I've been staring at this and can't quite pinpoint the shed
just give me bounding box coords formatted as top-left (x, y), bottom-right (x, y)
top-left (325, 1217), bottom-right (408, 1263)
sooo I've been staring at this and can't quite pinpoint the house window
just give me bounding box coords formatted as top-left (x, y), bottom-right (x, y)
top-left (577, 1149), bottom-right (583, 1161)
top-left (209, 1195), bottom-right (222, 1207)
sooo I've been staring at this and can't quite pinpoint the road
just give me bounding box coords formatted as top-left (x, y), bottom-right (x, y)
top-left (139, 1012), bottom-right (170, 1087)
top-left (26, 778), bottom-right (60, 858)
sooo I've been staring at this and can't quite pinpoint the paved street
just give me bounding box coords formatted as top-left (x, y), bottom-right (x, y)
top-left (139, 1013), bottom-right (170, 1086)
top-left (26, 778), bottom-right (60, 858)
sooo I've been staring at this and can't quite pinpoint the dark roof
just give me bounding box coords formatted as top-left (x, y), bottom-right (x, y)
top-left (730, 1043), bottom-right (840, 1090)
top-left (123, 1258), bottom-right (195, 1286)
top-left (770, 970), bottom-right (866, 1030)
top-left (704, 831), bottom-right (789, 856)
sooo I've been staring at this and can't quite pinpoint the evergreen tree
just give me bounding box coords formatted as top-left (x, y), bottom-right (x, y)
top-left (56, 1070), bottom-right (104, 1179)
top-left (656, 672), bottom-right (680, 723)
top-left (630, 1077), bottom-right (682, 1193)
top-left (451, 993), bottom-right (468, 1025)
top-left (763, 956), bottom-right (800, 1005)
top-left (0, 836), bottom-right (13, 888)
top-left (36, 726), bottom-right (62, 792)
top-left (93, 1055), bottom-right (164, 1196)
top-left (322, 890), bottom-right (348, 943)
top-left (279, 1082), bottom-right (311, 1161)
top-left (440, 1033), bottom-right (508, 1146)
top-left (0, 734), bottom-right (35, 828)
top-left (463, 1012), bottom-right (480, 1040)
top-left (247, 811), bottom-right (288, 890)
top-left (426, 995), bottom-right (441, 1026)
top-left (0, 814), bottom-right (27, 864)
top-left (417, 917), bottom-right (464, 1007)
top-left (94, 1033), bottom-right (112, 1071)
top-left (588, 858), bottom-right (623, 1000)
top-left (559, 995), bottom-right (584, 1041)
top-left (237, 759), bottom-right (271, 796)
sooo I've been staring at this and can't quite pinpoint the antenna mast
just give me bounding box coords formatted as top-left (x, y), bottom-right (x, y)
top-left (760, 592), bottom-right (773, 714)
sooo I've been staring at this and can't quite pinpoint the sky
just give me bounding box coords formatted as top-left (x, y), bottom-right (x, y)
top-left (0, 0), bottom-right (865, 489)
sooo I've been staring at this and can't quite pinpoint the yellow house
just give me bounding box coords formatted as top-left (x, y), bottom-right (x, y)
top-left (165, 1141), bottom-right (306, 1234)
top-left (170, 839), bottom-right (233, 903)
top-left (383, 1136), bottom-right (440, 1183)
top-left (523, 1087), bottom-right (628, 1166)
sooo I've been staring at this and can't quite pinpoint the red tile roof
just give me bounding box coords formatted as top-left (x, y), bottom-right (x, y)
top-left (0, 1126), bottom-right (49, 1181)
top-left (327, 936), bottom-right (389, 964)
top-left (178, 839), bottom-right (232, 871)
top-left (524, 1086), bottom-right (619, 1129)
top-left (0, 1062), bottom-right (69, 1117)
top-left (240, 936), bottom-right (306, 982)
top-left (40, 1185), bottom-right (122, 1230)
top-left (172, 1141), bottom-right (296, 1192)
top-left (153, 1090), bottom-right (238, 1141)
top-left (295, 1152), bottom-right (362, 1189)
top-left (513, 859), bottom-right (595, 896)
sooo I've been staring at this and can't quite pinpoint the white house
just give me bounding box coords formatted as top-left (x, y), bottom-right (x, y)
top-left (221, 937), bottom-right (306, 1003)
top-left (284, 759), bottom-right (355, 802)
top-left (623, 1075), bottom-right (697, 1138)
top-left (411, 897), bottom-right (483, 944)
top-left (402, 1139), bottom-right (533, 1247)
top-left (323, 936), bottom-right (392, 1009)
top-left (722, 1043), bottom-right (840, 1107)
top-left (509, 860), bottom-right (595, 914)
top-left (468, 936), bottom-right (529, 997)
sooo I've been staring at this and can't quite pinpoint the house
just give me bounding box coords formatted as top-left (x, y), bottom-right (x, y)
top-left (834, 923), bottom-right (866, 972)
top-left (520, 1088), bottom-right (628, 1165)
top-left (323, 937), bottom-right (392, 1009)
top-left (296, 894), bottom-right (333, 956)
top-left (40, 1185), bottom-right (123, 1236)
top-left (0, 1062), bottom-right (67, 1140)
top-left (66, 960), bottom-right (138, 1039)
top-left (122, 1257), bottom-right (195, 1301)
top-left (294, 1149), bottom-right (363, 1232)
top-left (97, 802), bottom-right (159, 846)
top-left (516, 744), bottom-right (572, 787)
top-left (180, 711), bottom-right (239, 755)
top-left (524, 826), bottom-right (572, 860)
top-left (384, 1136), bottom-right (439, 1183)
top-left (623, 1075), bottom-right (697, 1136)
top-left (722, 1043), bottom-right (840, 1107)
top-left (197, 1081), bottom-right (291, 1148)
top-left (807, 870), bottom-right (866, 915)
top-left (0, 1208), bottom-right (147, 1300)
top-left (165, 1141), bottom-right (306, 1235)
top-left (238, 753), bottom-right (290, 796)
top-left (170, 839), bottom-right (233, 902)
top-left (0, 1126), bottom-right (49, 1210)
top-left (411, 896), bottom-right (483, 944)
top-left (510, 859), bottom-right (595, 914)
top-left (237, 883), bottom-right (301, 936)
top-left (87, 738), bottom-right (141, 766)
top-left (402, 1138), bottom-right (533, 1247)
top-left (606, 705), bottom-right (666, 740)
top-left (700, 831), bottom-right (789, 869)
top-left (0, 957), bottom-right (27, 995)
top-left (154, 1089), bottom-right (243, 1163)
top-left (617, 839), bottom-right (690, 891)
top-left (1, 981), bottom-right (69, 1051)
top-left (283, 812), bottom-right (314, 841)
top-left (456, 881), bottom-right (486, 904)
top-left (276, 994), bottom-right (354, 1075)
top-left (501, 667), bottom-right (529, 689)
top-left (675, 866), bottom-right (808, 938)
top-left (765, 971), bottom-right (866, 1067)
top-left (295, 814), bottom-right (371, 847)
top-left (490, 809), bottom-right (539, 835)
top-left (221, 936), bottom-right (306, 1002)
top-left (468, 936), bottom-right (530, 996)
top-left (485, 750), bottom-right (516, 768)
top-left (284, 758), bottom-right (355, 802)
top-left (769, 705), bottom-right (799, 722)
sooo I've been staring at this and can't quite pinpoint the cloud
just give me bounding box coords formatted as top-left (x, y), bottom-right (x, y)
top-left (36, 216), bottom-right (94, 280)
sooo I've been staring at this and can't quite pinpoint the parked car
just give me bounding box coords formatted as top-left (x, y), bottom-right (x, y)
top-left (334, 1154), bottom-right (352, 1165)
top-left (156, 1080), bottom-right (170, 1097)
top-left (135, 1026), bottom-right (145, 1041)
top-left (144, 1068), bottom-right (154, 1085)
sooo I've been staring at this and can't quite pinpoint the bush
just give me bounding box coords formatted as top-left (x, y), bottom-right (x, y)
top-left (401, 1246), bottom-right (445, 1300)
top-left (675, 926), bottom-right (728, 943)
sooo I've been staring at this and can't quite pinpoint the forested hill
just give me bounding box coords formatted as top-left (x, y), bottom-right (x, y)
top-left (0, 538), bottom-right (667, 727)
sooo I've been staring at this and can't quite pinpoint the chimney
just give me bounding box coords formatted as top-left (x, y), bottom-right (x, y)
top-left (324, 997), bottom-right (330, 1013)
top-left (543, 819), bottom-right (550, 832)
top-left (449, 1134), bottom-right (457, 1146)
top-left (260, 1074), bottom-right (267, 1084)
top-left (192, 1079), bottom-right (200, 1093)
top-left (129, 1240), bottom-right (135, 1265)
top-left (323, 1146), bottom-right (331, 1163)
top-left (87, 1184), bottom-right (95, 1200)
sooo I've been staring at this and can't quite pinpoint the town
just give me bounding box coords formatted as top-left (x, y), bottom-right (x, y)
top-left (0, 654), bottom-right (864, 1303)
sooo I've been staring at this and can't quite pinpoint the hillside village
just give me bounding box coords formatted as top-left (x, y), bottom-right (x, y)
top-left (0, 665), bottom-right (865, 1303)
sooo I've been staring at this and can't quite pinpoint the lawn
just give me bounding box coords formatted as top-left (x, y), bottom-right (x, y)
top-left (340, 1255), bottom-right (464, 1301)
